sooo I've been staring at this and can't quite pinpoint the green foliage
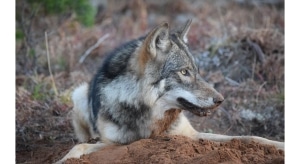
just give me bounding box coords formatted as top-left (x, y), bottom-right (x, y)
top-left (32, 83), bottom-right (44, 100)
top-left (29, 48), bottom-right (36, 58)
top-left (31, 81), bottom-right (56, 101)
top-left (58, 56), bottom-right (68, 71)
top-left (28, 0), bottom-right (95, 27)
top-left (276, 90), bottom-right (284, 103)
top-left (58, 90), bottom-right (72, 105)
top-left (16, 29), bottom-right (24, 40)
top-left (74, 1), bottom-right (96, 27)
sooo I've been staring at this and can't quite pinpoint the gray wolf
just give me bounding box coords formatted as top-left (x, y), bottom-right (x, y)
top-left (56, 20), bottom-right (284, 163)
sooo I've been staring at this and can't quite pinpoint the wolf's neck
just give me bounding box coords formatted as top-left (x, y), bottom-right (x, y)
top-left (150, 109), bottom-right (182, 137)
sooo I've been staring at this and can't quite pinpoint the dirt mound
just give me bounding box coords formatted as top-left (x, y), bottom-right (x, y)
top-left (65, 135), bottom-right (284, 164)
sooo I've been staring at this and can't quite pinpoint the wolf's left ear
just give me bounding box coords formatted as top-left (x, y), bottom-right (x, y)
top-left (179, 19), bottom-right (192, 43)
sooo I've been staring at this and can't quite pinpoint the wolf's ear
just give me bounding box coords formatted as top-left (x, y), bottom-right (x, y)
top-left (144, 22), bottom-right (170, 58)
top-left (179, 19), bottom-right (192, 43)
top-left (138, 23), bottom-right (169, 75)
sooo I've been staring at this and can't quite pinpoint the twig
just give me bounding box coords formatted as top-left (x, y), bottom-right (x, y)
top-left (218, 107), bottom-right (234, 134)
top-left (225, 77), bottom-right (240, 86)
top-left (79, 34), bottom-right (110, 64)
top-left (222, 124), bottom-right (233, 135)
top-left (251, 52), bottom-right (257, 80)
top-left (217, 6), bottom-right (228, 38)
top-left (256, 81), bottom-right (267, 103)
top-left (45, 32), bottom-right (58, 96)
top-left (247, 38), bottom-right (265, 63)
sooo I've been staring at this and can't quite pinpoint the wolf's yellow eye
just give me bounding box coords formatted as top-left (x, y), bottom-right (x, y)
top-left (180, 69), bottom-right (188, 75)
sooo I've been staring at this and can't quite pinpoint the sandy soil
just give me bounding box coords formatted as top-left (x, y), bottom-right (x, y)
top-left (65, 135), bottom-right (284, 164)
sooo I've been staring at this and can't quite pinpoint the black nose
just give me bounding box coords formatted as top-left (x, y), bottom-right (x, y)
top-left (213, 96), bottom-right (224, 105)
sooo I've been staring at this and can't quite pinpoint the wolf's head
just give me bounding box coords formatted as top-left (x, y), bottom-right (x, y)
top-left (137, 20), bottom-right (224, 117)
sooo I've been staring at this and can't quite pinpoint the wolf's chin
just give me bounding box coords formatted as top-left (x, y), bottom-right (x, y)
top-left (177, 97), bottom-right (215, 117)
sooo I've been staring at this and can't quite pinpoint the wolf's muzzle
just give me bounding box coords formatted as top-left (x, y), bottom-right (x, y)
top-left (213, 96), bottom-right (224, 106)
top-left (177, 96), bottom-right (224, 117)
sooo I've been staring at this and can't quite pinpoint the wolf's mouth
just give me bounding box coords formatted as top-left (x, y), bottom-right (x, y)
top-left (177, 97), bottom-right (215, 117)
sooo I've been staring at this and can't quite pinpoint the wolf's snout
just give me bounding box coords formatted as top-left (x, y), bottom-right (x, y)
top-left (213, 95), bottom-right (224, 106)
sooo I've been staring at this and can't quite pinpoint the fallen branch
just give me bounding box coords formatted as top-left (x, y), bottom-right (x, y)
top-left (79, 33), bottom-right (110, 64)
top-left (45, 31), bottom-right (58, 96)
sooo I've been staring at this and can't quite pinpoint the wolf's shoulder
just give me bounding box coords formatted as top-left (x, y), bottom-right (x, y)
top-left (98, 37), bottom-right (144, 79)
top-left (88, 36), bottom-right (145, 119)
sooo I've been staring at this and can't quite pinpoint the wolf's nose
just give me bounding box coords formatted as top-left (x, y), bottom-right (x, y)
top-left (213, 96), bottom-right (224, 105)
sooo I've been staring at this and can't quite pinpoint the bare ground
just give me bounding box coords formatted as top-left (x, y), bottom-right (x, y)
top-left (16, 0), bottom-right (284, 163)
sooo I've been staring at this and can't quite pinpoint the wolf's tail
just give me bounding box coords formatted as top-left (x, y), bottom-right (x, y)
top-left (71, 83), bottom-right (92, 142)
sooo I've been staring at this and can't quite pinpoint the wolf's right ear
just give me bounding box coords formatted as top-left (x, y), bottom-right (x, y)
top-left (179, 19), bottom-right (192, 43)
top-left (143, 22), bottom-right (170, 58)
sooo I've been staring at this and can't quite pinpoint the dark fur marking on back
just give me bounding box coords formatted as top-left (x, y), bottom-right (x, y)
top-left (119, 102), bottom-right (151, 129)
top-left (101, 40), bottom-right (139, 80)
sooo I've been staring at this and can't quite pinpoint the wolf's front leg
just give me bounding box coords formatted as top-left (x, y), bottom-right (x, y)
top-left (168, 113), bottom-right (284, 150)
top-left (55, 142), bottom-right (108, 164)
top-left (195, 132), bottom-right (284, 150)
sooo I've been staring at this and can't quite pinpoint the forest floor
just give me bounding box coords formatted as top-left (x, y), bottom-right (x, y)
top-left (16, 0), bottom-right (284, 163)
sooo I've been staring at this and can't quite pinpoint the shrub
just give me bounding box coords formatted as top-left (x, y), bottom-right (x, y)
top-left (28, 0), bottom-right (96, 27)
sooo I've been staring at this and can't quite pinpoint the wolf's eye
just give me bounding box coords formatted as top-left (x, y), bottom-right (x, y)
top-left (180, 69), bottom-right (189, 76)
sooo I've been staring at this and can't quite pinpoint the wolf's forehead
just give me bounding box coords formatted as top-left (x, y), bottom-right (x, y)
top-left (169, 34), bottom-right (197, 69)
